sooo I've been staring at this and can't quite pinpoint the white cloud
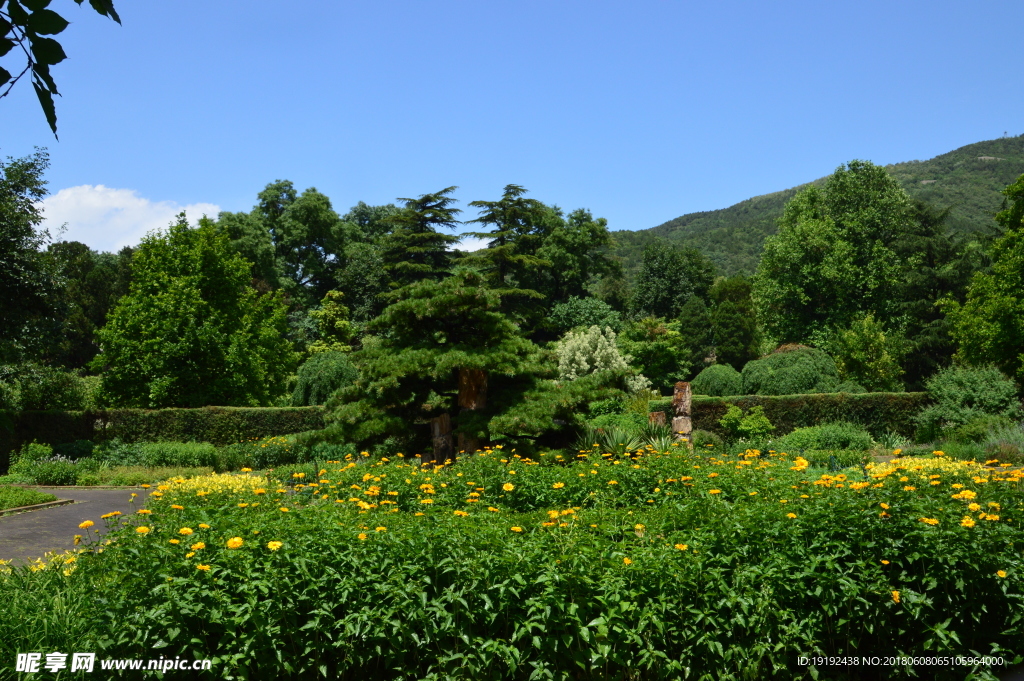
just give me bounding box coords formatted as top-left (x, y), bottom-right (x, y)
top-left (38, 185), bottom-right (221, 252)
top-left (454, 235), bottom-right (489, 252)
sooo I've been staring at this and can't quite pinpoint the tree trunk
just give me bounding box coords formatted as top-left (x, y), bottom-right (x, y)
top-left (428, 413), bottom-right (452, 466)
top-left (457, 368), bottom-right (488, 454)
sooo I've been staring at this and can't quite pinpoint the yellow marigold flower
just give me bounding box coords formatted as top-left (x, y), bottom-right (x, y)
top-left (79, 520), bottom-right (94, 529)
top-left (198, 523), bottom-right (210, 529)
top-left (191, 542), bottom-right (205, 550)
top-left (708, 472), bottom-right (719, 478)
top-left (552, 482), bottom-right (565, 489)
top-left (100, 511), bottom-right (121, 519)
top-left (420, 499), bottom-right (434, 504)
top-left (933, 450), bottom-right (944, 456)
top-left (375, 526), bottom-right (386, 532)
top-left (919, 517), bottom-right (939, 525)
top-left (170, 505), bottom-right (184, 510)
top-left (196, 564), bottom-right (210, 571)
top-left (985, 514), bottom-right (1000, 521)
top-left (891, 590), bottom-right (900, 603)
top-left (674, 543), bottom-right (688, 551)
top-left (253, 488), bottom-right (266, 495)
top-left (749, 492), bottom-right (758, 496)
top-left (136, 509), bottom-right (153, 515)
top-left (881, 560), bottom-right (890, 565)
top-left (880, 503), bottom-right (890, 510)
top-left (510, 526), bottom-right (523, 533)
top-left (502, 483), bottom-right (515, 491)
top-left (709, 489), bottom-right (721, 494)
top-left (786, 513), bottom-right (797, 519)
top-left (279, 507), bottom-right (289, 512)
top-left (608, 480), bottom-right (619, 485)
top-left (903, 486), bottom-right (916, 491)
top-left (241, 467), bottom-right (252, 472)
top-left (488, 507), bottom-right (500, 512)
top-left (989, 502), bottom-right (1001, 510)
top-left (136, 526), bottom-right (151, 534)
top-left (623, 557), bottom-right (632, 565)
top-left (267, 541), bottom-right (283, 551)
top-left (961, 516), bottom-right (976, 528)
top-left (178, 527), bottom-right (195, 536)
top-left (997, 570), bottom-right (1007, 578)
top-left (453, 510), bottom-right (469, 517)
top-left (169, 539), bottom-right (180, 545)
top-left (226, 537), bottom-right (244, 549)
top-left (357, 533), bottom-right (368, 540)
top-left (414, 512), bottom-right (425, 516)
top-left (968, 502), bottom-right (981, 511)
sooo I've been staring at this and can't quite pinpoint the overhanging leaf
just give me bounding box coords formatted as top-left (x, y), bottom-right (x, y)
top-left (28, 35), bottom-right (66, 64)
top-left (0, 66), bottom-right (10, 86)
top-left (22, 0), bottom-right (53, 10)
top-left (32, 79), bottom-right (58, 137)
top-left (27, 9), bottom-right (70, 35)
top-left (0, 38), bottom-right (15, 58)
top-left (88, 0), bottom-right (121, 24)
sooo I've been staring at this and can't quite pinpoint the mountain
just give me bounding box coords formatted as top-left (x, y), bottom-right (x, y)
top-left (610, 135), bottom-right (1024, 277)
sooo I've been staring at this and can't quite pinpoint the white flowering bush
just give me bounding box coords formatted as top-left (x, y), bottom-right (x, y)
top-left (556, 326), bottom-right (630, 381)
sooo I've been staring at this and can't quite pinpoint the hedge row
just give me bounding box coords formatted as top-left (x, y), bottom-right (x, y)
top-left (649, 392), bottom-right (930, 438)
top-left (0, 407), bottom-right (325, 474)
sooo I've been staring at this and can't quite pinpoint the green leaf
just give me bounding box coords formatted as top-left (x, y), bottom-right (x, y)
top-left (27, 9), bottom-right (69, 35)
top-left (0, 66), bottom-right (10, 86)
top-left (0, 38), bottom-right (15, 58)
top-left (32, 62), bottom-right (57, 92)
top-left (88, 0), bottom-right (121, 24)
top-left (7, 1), bottom-right (30, 25)
top-left (28, 35), bottom-right (66, 64)
top-left (22, 0), bottom-right (53, 10)
top-left (32, 79), bottom-right (58, 137)
top-left (0, 18), bottom-right (13, 35)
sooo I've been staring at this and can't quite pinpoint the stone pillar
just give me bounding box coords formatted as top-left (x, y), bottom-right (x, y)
top-left (671, 381), bottom-right (692, 440)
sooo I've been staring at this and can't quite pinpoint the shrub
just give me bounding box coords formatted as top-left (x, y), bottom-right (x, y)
top-left (774, 422), bottom-right (873, 452)
top-left (291, 351), bottom-right (359, 407)
top-left (741, 346), bottom-right (841, 395)
top-left (32, 461), bottom-right (77, 486)
top-left (949, 415), bottom-right (1016, 444)
top-left (8, 441), bottom-right (53, 475)
top-left (796, 449), bottom-right (872, 469)
top-left (718, 404), bottom-right (774, 442)
top-left (689, 429), bottom-right (724, 450)
top-left (587, 398), bottom-right (624, 418)
top-left (556, 326), bottom-right (629, 381)
top-left (588, 413), bottom-right (647, 432)
top-left (691, 364), bottom-right (743, 397)
top-left (53, 439), bottom-right (95, 461)
top-left (915, 365), bottom-right (1022, 441)
top-left (549, 296), bottom-right (623, 335)
top-left (0, 485), bottom-right (57, 511)
top-left (218, 436), bottom-right (302, 471)
top-left (1, 364), bottom-right (89, 411)
top-left (137, 441), bottom-right (218, 468)
top-left (983, 421), bottom-right (1024, 464)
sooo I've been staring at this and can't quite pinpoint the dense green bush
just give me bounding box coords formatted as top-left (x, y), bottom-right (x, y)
top-left (689, 429), bottom-right (724, 450)
top-left (31, 460), bottom-right (77, 486)
top-left (796, 449), bottom-right (872, 468)
top-left (587, 412), bottom-right (647, 432)
top-left (774, 422), bottom-right (873, 452)
top-left (690, 364), bottom-right (743, 396)
top-left (0, 364), bottom-right (90, 411)
top-left (949, 415), bottom-right (1016, 444)
top-left (549, 296), bottom-right (623, 335)
top-left (218, 436), bottom-right (304, 471)
top-left (138, 441), bottom-right (218, 468)
top-left (0, 485), bottom-right (57, 510)
top-left (719, 404), bottom-right (775, 442)
top-left (741, 346), bottom-right (841, 395)
top-left (915, 365), bottom-right (1022, 441)
top-left (691, 392), bottom-right (929, 439)
top-left (291, 351), bottom-right (359, 407)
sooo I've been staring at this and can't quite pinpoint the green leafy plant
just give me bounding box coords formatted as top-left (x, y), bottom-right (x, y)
top-left (718, 404), bottom-right (775, 442)
top-left (774, 422), bottom-right (873, 452)
top-left (915, 365), bottom-right (1022, 441)
top-left (691, 363), bottom-right (743, 396)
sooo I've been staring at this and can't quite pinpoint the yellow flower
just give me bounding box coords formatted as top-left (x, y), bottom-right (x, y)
top-left (198, 523), bottom-right (210, 529)
top-left (253, 488), bottom-right (266, 495)
top-left (226, 537), bottom-right (244, 549)
top-left (196, 564), bottom-right (211, 571)
top-left (502, 483), bottom-right (515, 492)
top-left (100, 511), bottom-right (121, 519)
top-left (169, 539), bottom-right (180, 545)
top-left (453, 510), bottom-right (469, 517)
top-left (178, 527), bottom-right (194, 535)
top-left (136, 509), bottom-right (152, 515)
top-left (623, 557), bottom-right (632, 565)
top-left (891, 590), bottom-right (900, 603)
top-left (608, 480), bottom-right (618, 485)
top-left (487, 507), bottom-right (500, 512)
top-left (786, 513), bottom-right (797, 519)
top-left (674, 543), bottom-right (688, 551)
top-left (510, 526), bottom-right (523, 533)
top-left (708, 489), bottom-right (721, 495)
top-left (997, 570), bottom-right (1007, 578)
top-left (552, 482), bottom-right (565, 489)
top-left (279, 507), bottom-right (289, 512)
top-left (78, 520), bottom-right (94, 529)
top-left (881, 560), bottom-right (890, 565)
top-left (375, 526), bottom-right (386, 532)
top-left (241, 467), bottom-right (252, 472)
top-left (357, 533), bottom-right (368, 540)
top-left (237, 503), bottom-right (249, 508)
top-left (141, 484), bottom-right (150, 489)
top-left (191, 542), bottom-right (205, 550)
top-left (961, 516), bottom-right (976, 528)
top-left (171, 505), bottom-right (184, 510)
top-left (968, 502), bottom-right (981, 512)
top-left (136, 526), bottom-right (151, 534)
top-left (267, 541), bottom-right (283, 551)
top-left (919, 517), bottom-right (939, 525)
top-left (73, 535), bottom-right (82, 545)
top-left (903, 486), bottom-right (916, 491)
top-left (420, 499), bottom-right (434, 504)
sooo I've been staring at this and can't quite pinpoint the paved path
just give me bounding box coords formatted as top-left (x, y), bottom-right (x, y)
top-left (0, 488), bottom-right (142, 565)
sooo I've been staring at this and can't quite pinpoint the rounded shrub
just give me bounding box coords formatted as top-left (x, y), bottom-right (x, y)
top-left (32, 461), bottom-right (78, 486)
top-left (691, 364), bottom-right (743, 396)
top-left (741, 345), bottom-right (841, 395)
top-left (689, 429), bottom-right (724, 450)
top-left (291, 351), bottom-right (359, 406)
top-left (915, 365), bottom-right (1022, 440)
top-left (774, 421), bottom-right (873, 451)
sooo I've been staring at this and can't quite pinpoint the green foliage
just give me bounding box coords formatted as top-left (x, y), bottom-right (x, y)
top-left (555, 325), bottom-right (630, 381)
top-left (305, 291), bottom-right (353, 354)
top-left (8, 441), bottom-right (53, 475)
top-left (692, 392), bottom-right (929, 439)
top-left (616, 317), bottom-right (691, 391)
top-left (136, 441), bottom-right (218, 469)
top-left (1, 0), bottom-right (121, 136)
top-left (915, 365), bottom-right (1022, 439)
top-left (586, 412), bottom-right (647, 433)
top-left (948, 415), bottom-right (1016, 445)
top-left (548, 296), bottom-right (622, 335)
top-left (218, 436), bottom-right (303, 471)
top-left (94, 213), bottom-right (297, 408)
top-left (774, 422), bottom-right (873, 452)
top-left (690, 363), bottom-right (743, 397)
top-left (30, 460), bottom-right (77, 486)
top-left (0, 363), bottom-right (89, 410)
top-left (708, 275), bottom-right (760, 370)
top-left (741, 346), bottom-right (840, 396)
top-left (676, 295), bottom-right (713, 377)
top-left (688, 428), bottom-right (723, 450)
top-left (0, 485), bottom-right (56, 511)
top-left (718, 404), bottom-right (774, 442)
top-left (629, 242), bottom-right (715, 320)
top-left (535, 208), bottom-right (620, 307)
top-left (827, 313), bottom-right (906, 392)
top-left (291, 351), bottom-right (358, 407)
top-left (380, 187), bottom-right (461, 289)
top-left (754, 161), bottom-right (911, 345)
top-left (946, 174), bottom-right (1024, 386)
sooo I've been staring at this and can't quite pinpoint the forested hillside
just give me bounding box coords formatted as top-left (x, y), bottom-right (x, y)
top-left (612, 134), bottom-right (1024, 276)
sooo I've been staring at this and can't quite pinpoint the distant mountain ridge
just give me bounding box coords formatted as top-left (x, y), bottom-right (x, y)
top-left (611, 135), bottom-right (1024, 276)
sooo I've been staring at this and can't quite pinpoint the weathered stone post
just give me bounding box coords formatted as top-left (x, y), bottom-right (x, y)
top-left (671, 381), bottom-right (692, 441)
top-left (456, 368), bottom-right (487, 455)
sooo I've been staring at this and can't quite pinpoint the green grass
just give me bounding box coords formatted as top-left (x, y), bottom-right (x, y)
top-left (0, 485), bottom-right (57, 512)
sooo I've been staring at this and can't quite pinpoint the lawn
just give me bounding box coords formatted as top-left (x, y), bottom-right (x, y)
top-left (1, 444), bottom-right (1021, 680)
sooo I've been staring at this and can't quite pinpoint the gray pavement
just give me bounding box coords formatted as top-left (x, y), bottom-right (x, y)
top-left (0, 488), bottom-right (143, 565)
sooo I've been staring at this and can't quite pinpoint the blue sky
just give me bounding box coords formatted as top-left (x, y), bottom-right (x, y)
top-left (3, 0), bottom-right (1022, 252)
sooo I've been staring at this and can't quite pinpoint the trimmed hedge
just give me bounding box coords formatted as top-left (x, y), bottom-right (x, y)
top-left (0, 407), bottom-right (325, 474)
top-left (691, 393), bottom-right (929, 439)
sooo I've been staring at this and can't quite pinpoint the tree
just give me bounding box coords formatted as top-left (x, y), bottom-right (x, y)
top-left (617, 316), bottom-right (692, 392)
top-left (708, 275), bottom-right (759, 371)
top-left (827, 313), bottom-right (905, 392)
top-left (380, 187), bottom-right (462, 290)
top-left (536, 208), bottom-right (619, 305)
top-left (463, 185), bottom-right (552, 289)
top-left (1, 0), bottom-right (121, 137)
top-left (753, 160), bottom-right (912, 345)
top-left (676, 295), bottom-right (713, 376)
top-left (0, 148), bottom-right (60, 363)
top-left (93, 213), bottom-right (296, 408)
top-left (629, 242), bottom-right (715, 320)
top-left (306, 290), bottom-right (353, 354)
top-left (945, 173), bottom-right (1024, 386)
top-left (549, 296), bottom-right (622, 336)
